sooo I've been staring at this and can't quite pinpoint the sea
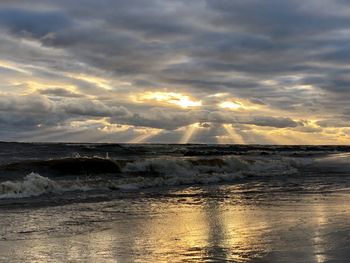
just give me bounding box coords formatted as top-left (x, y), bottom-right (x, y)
top-left (0, 142), bottom-right (350, 262)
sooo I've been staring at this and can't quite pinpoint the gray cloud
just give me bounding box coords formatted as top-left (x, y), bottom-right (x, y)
top-left (240, 116), bottom-right (300, 128)
top-left (0, 94), bottom-right (130, 120)
top-left (113, 108), bottom-right (301, 130)
top-left (59, 99), bottom-right (130, 117)
top-left (317, 119), bottom-right (350, 128)
top-left (38, 88), bottom-right (84, 98)
top-left (0, 94), bottom-right (53, 113)
top-left (0, 8), bottom-right (71, 38)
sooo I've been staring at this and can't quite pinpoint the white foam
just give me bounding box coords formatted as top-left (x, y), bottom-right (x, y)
top-left (0, 173), bottom-right (60, 199)
top-left (0, 173), bottom-right (92, 199)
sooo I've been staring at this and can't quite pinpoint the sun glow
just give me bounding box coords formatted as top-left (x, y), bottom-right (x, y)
top-left (135, 91), bottom-right (202, 108)
top-left (67, 73), bottom-right (114, 90)
top-left (219, 98), bottom-right (262, 111)
top-left (0, 60), bottom-right (31, 75)
top-left (219, 101), bottom-right (242, 110)
top-left (70, 118), bottom-right (111, 129)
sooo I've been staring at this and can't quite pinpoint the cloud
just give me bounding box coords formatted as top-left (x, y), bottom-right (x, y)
top-left (0, 94), bottom-right (130, 117)
top-left (38, 88), bottom-right (83, 98)
top-left (241, 116), bottom-right (300, 128)
top-left (59, 99), bottom-right (130, 117)
top-left (317, 119), bottom-right (350, 128)
top-left (114, 109), bottom-right (200, 130)
top-left (0, 0), bottom-right (350, 143)
top-left (0, 94), bottom-right (54, 112)
top-left (0, 8), bottom-right (71, 38)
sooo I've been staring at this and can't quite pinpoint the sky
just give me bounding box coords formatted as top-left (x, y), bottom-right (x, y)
top-left (0, 0), bottom-right (350, 144)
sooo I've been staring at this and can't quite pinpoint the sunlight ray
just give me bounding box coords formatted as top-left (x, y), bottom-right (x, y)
top-left (222, 124), bottom-right (245, 144)
top-left (179, 123), bottom-right (199, 144)
top-left (129, 130), bottom-right (160, 143)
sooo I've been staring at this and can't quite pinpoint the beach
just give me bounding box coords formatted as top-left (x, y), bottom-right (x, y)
top-left (0, 143), bottom-right (350, 262)
top-left (1, 180), bottom-right (350, 262)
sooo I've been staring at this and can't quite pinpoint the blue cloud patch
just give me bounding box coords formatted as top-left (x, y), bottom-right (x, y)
top-left (0, 8), bottom-right (71, 37)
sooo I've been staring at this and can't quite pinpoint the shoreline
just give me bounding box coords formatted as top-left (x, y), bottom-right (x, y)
top-left (0, 184), bottom-right (349, 262)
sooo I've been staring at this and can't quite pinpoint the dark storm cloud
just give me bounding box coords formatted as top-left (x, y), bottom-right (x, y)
top-left (0, 94), bottom-right (130, 119)
top-left (3, 1), bottom-right (350, 89)
top-left (1, 0), bottom-right (350, 142)
top-left (114, 109), bottom-right (201, 130)
top-left (206, 0), bottom-right (350, 37)
top-left (239, 116), bottom-right (300, 128)
top-left (59, 99), bottom-right (130, 117)
top-left (38, 88), bottom-right (83, 98)
top-left (0, 94), bottom-right (53, 113)
top-left (207, 112), bottom-right (301, 129)
top-left (111, 109), bottom-right (301, 130)
top-left (304, 74), bottom-right (350, 94)
top-left (0, 8), bottom-right (71, 38)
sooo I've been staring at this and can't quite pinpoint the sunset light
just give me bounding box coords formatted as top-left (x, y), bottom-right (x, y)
top-left (136, 91), bottom-right (202, 108)
top-left (219, 101), bottom-right (243, 110)
top-left (1, 1), bottom-right (350, 262)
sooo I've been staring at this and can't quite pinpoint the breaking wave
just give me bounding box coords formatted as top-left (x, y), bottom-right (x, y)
top-left (0, 173), bottom-right (61, 199)
top-left (123, 156), bottom-right (311, 176)
top-left (0, 156), bottom-right (313, 199)
top-left (0, 173), bottom-right (93, 199)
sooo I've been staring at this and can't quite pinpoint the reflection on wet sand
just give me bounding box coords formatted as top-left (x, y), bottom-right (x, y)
top-left (0, 185), bottom-right (350, 262)
top-left (202, 191), bottom-right (270, 262)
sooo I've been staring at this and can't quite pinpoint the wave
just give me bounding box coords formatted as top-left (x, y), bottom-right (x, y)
top-left (0, 173), bottom-right (61, 199)
top-left (0, 156), bottom-right (316, 199)
top-left (123, 156), bottom-right (309, 177)
top-left (0, 157), bottom-right (122, 176)
top-left (0, 172), bottom-right (98, 199)
top-left (0, 171), bottom-right (242, 199)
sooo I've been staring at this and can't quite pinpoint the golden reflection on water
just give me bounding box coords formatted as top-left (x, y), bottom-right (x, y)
top-left (312, 204), bottom-right (328, 263)
top-left (69, 188), bottom-right (272, 262)
top-left (1, 187), bottom-right (350, 262)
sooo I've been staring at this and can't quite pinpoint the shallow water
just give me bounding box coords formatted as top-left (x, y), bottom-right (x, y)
top-left (1, 181), bottom-right (350, 262)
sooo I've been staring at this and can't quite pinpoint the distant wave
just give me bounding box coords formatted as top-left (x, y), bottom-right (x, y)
top-left (0, 157), bottom-right (123, 176)
top-left (123, 156), bottom-right (306, 177)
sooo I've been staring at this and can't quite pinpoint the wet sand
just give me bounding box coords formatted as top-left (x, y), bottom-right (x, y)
top-left (0, 183), bottom-right (349, 262)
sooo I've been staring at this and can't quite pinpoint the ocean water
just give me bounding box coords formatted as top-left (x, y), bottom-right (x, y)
top-left (0, 142), bottom-right (350, 262)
